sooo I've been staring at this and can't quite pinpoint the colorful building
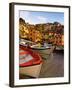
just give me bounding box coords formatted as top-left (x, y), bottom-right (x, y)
top-left (19, 18), bottom-right (29, 39)
top-left (19, 18), bottom-right (64, 47)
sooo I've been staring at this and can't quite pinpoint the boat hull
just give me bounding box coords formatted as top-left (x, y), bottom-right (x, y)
top-left (20, 63), bottom-right (42, 78)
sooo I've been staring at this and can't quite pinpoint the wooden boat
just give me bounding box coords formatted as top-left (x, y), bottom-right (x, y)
top-left (31, 45), bottom-right (55, 60)
top-left (19, 45), bottom-right (42, 78)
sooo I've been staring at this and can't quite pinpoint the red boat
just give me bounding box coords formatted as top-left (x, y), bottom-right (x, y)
top-left (19, 45), bottom-right (42, 78)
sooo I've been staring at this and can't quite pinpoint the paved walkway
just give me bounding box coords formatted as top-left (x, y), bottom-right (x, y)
top-left (39, 51), bottom-right (64, 78)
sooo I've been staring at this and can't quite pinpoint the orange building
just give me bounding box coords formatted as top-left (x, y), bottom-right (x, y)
top-left (53, 34), bottom-right (64, 46)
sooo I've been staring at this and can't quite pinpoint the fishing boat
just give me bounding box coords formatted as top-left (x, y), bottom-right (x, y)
top-left (30, 44), bottom-right (55, 60)
top-left (19, 45), bottom-right (42, 78)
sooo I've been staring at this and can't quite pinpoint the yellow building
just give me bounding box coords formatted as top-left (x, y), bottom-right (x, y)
top-left (19, 18), bottom-right (29, 39)
top-left (19, 24), bottom-right (29, 38)
top-left (28, 25), bottom-right (36, 42)
top-left (34, 31), bottom-right (42, 43)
